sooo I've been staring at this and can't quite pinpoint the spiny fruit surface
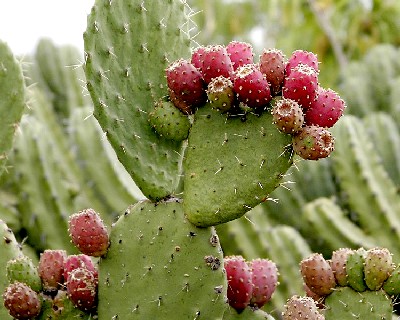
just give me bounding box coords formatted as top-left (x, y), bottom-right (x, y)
top-left (283, 64), bottom-right (319, 109)
top-left (6, 256), bottom-right (42, 292)
top-left (259, 48), bottom-right (286, 95)
top-left (346, 248), bottom-right (367, 292)
top-left (233, 64), bottom-right (271, 109)
top-left (66, 267), bottom-right (98, 311)
top-left (63, 254), bottom-right (97, 285)
top-left (305, 87), bottom-right (346, 127)
top-left (300, 253), bottom-right (336, 296)
top-left (191, 46), bottom-right (206, 70)
top-left (68, 208), bottom-right (109, 257)
top-left (201, 45), bottom-right (234, 84)
top-left (207, 76), bottom-right (235, 112)
top-left (330, 248), bottom-right (352, 287)
top-left (226, 40), bottom-right (254, 71)
top-left (285, 49), bottom-right (319, 76)
top-left (271, 97), bottom-right (304, 134)
top-left (364, 247), bottom-right (394, 290)
top-left (3, 282), bottom-right (41, 319)
top-left (224, 255), bottom-right (253, 312)
top-left (249, 258), bottom-right (278, 308)
top-left (292, 125), bottom-right (335, 160)
top-left (383, 265), bottom-right (400, 295)
top-left (38, 249), bottom-right (67, 291)
top-left (166, 58), bottom-right (206, 114)
top-left (282, 295), bottom-right (324, 320)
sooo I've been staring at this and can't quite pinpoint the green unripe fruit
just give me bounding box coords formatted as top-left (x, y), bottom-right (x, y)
top-left (364, 247), bottom-right (394, 290)
top-left (383, 265), bottom-right (400, 296)
top-left (207, 76), bottom-right (235, 112)
top-left (6, 256), bottom-right (42, 292)
top-left (346, 248), bottom-right (367, 292)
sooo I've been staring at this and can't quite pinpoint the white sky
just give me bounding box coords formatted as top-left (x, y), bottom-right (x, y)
top-left (0, 1), bottom-right (94, 56)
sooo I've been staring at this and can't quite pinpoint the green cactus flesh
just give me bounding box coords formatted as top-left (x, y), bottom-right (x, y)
top-left (324, 287), bottom-right (392, 320)
top-left (84, 0), bottom-right (191, 200)
top-left (183, 105), bottom-right (293, 227)
top-left (97, 199), bottom-right (227, 319)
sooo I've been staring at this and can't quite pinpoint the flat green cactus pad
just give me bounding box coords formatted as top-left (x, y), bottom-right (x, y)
top-left (84, 0), bottom-right (191, 200)
top-left (183, 105), bottom-right (293, 227)
top-left (98, 199), bottom-right (227, 319)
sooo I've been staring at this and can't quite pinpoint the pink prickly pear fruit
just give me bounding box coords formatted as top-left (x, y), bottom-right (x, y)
top-left (207, 76), bottom-right (235, 112)
top-left (282, 295), bottom-right (324, 320)
top-left (292, 125), bottom-right (335, 160)
top-left (191, 46), bottom-right (206, 70)
top-left (364, 247), bottom-right (394, 290)
top-left (285, 49), bottom-right (319, 76)
top-left (226, 40), bottom-right (254, 71)
top-left (38, 249), bottom-right (67, 291)
top-left (166, 59), bottom-right (207, 114)
top-left (224, 255), bottom-right (253, 312)
top-left (68, 208), bottom-right (109, 257)
top-left (300, 253), bottom-right (336, 296)
top-left (200, 45), bottom-right (234, 84)
top-left (271, 97), bottom-right (304, 134)
top-left (303, 283), bottom-right (325, 307)
top-left (249, 258), bottom-right (278, 308)
top-left (305, 87), bottom-right (346, 127)
top-left (330, 248), bottom-right (353, 286)
top-left (63, 254), bottom-right (98, 284)
top-left (259, 48), bottom-right (286, 96)
top-left (66, 267), bottom-right (98, 311)
top-left (3, 281), bottom-right (42, 319)
top-left (233, 64), bottom-right (272, 109)
top-left (282, 64), bottom-right (319, 109)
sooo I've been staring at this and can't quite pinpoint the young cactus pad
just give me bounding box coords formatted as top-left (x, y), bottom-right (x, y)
top-left (97, 199), bottom-right (227, 319)
top-left (84, 0), bottom-right (191, 200)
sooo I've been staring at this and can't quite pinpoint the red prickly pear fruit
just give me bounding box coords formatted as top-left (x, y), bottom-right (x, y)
top-left (305, 87), bottom-right (346, 127)
top-left (191, 46), bottom-right (206, 70)
top-left (68, 208), bottom-right (109, 257)
top-left (249, 258), bottom-right (278, 308)
top-left (207, 76), bottom-right (235, 112)
top-left (364, 247), bottom-right (394, 290)
top-left (292, 125), bottom-right (335, 160)
top-left (63, 254), bottom-right (98, 284)
top-left (300, 253), bottom-right (336, 296)
top-left (282, 295), bottom-right (324, 320)
top-left (285, 49), bottom-right (319, 76)
top-left (282, 64), bottom-right (319, 109)
top-left (38, 249), bottom-right (67, 291)
top-left (66, 267), bottom-right (98, 311)
top-left (259, 48), bottom-right (286, 96)
top-left (271, 98), bottom-right (304, 134)
top-left (303, 283), bottom-right (325, 307)
top-left (3, 282), bottom-right (42, 319)
top-left (224, 255), bottom-right (253, 312)
top-left (330, 248), bottom-right (353, 286)
top-left (226, 40), bottom-right (254, 71)
top-left (166, 59), bottom-right (207, 114)
top-left (201, 45), bottom-right (234, 84)
top-left (233, 64), bottom-right (272, 109)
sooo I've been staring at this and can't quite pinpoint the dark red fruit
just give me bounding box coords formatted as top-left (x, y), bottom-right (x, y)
top-left (226, 40), bottom-right (254, 71)
top-left (63, 254), bottom-right (97, 284)
top-left (38, 249), bottom-right (67, 290)
top-left (3, 282), bottom-right (41, 319)
top-left (259, 48), bottom-right (286, 95)
top-left (191, 46), bottom-right (206, 70)
top-left (249, 258), bottom-right (278, 308)
top-left (285, 49), bottom-right (319, 76)
top-left (200, 45), bottom-right (234, 84)
top-left (67, 267), bottom-right (98, 311)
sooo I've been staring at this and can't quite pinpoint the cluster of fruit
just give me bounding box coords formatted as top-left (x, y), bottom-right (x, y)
top-left (2, 209), bottom-right (109, 319)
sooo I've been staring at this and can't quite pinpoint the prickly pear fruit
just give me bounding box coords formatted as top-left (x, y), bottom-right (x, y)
top-left (292, 125), bottom-right (335, 160)
top-left (259, 48), bottom-right (286, 95)
top-left (66, 267), bottom-right (98, 311)
top-left (330, 248), bottom-right (352, 287)
top-left (191, 46), bottom-right (206, 70)
top-left (364, 247), bottom-right (394, 290)
top-left (3, 282), bottom-right (41, 319)
top-left (346, 248), bottom-right (367, 292)
top-left (6, 256), bottom-right (42, 292)
top-left (63, 254), bottom-right (97, 284)
top-left (383, 265), bottom-right (400, 296)
top-left (233, 64), bottom-right (272, 109)
top-left (285, 49), bottom-right (319, 76)
top-left (224, 255), bottom-right (253, 312)
top-left (207, 76), bottom-right (235, 112)
top-left (148, 100), bottom-right (191, 141)
top-left (68, 208), bottom-right (109, 257)
top-left (300, 253), bottom-right (336, 296)
top-left (201, 45), bottom-right (234, 84)
top-left (271, 97), bottom-right (304, 134)
top-left (226, 40), bottom-right (254, 71)
top-left (282, 295), bottom-right (324, 320)
top-left (249, 258), bottom-right (278, 308)
top-left (38, 249), bottom-right (67, 291)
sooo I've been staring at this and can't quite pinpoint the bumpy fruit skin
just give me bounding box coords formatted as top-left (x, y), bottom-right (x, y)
top-left (201, 45), bottom-right (234, 84)
top-left (166, 59), bottom-right (206, 114)
top-left (383, 265), bottom-right (400, 295)
top-left (7, 256), bottom-right (42, 292)
top-left (305, 87), bottom-right (346, 127)
top-left (259, 48), bottom-right (286, 95)
top-left (300, 253), bottom-right (336, 296)
top-left (233, 64), bottom-right (272, 109)
top-left (63, 254), bottom-right (97, 284)
top-left (271, 98), bottom-right (304, 134)
top-left (292, 125), bottom-right (335, 160)
top-left (282, 295), bottom-right (324, 320)
top-left (191, 46), bottom-right (206, 70)
top-left (283, 64), bottom-right (319, 109)
top-left (3, 282), bottom-right (42, 319)
top-left (68, 208), bottom-right (109, 257)
top-left (364, 247), bottom-right (394, 290)
top-left (66, 267), bottom-right (98, 311)
top-left (285, 49), bottom-right (319, 76)
top-left (224, 255), bottom-right (253, 312)
top-left (330, 248), bottom-right (352, 286)
top-left (226, 40), bottom-right (254, 71)
top-left (249, 258), bottom-right (278, 308)
top-left (206, 76), bottom-right (235, 112)
top-left (346, 248), bottom-right (367, 292)
top-left (38, 249), bottom-right (67, 291)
